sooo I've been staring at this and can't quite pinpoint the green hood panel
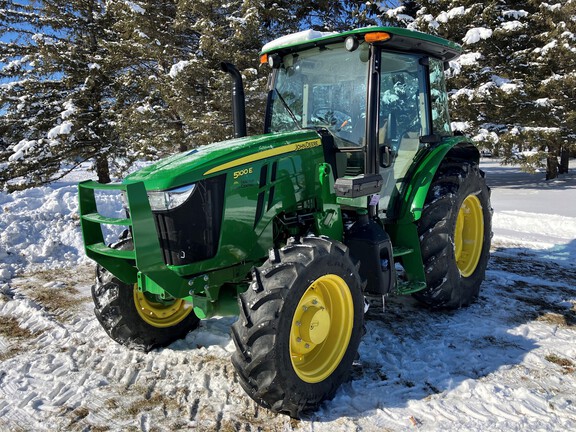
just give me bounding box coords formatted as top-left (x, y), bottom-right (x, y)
top-left (125, 130), bottom-right (322, 190)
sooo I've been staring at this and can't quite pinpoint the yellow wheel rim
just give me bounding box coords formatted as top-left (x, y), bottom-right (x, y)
top-left (454, 194), bottom-right (484, 277)
top-left (134, 286), bottom-right (193, 328)
top-left (289, 274), bottom-right (354, 383)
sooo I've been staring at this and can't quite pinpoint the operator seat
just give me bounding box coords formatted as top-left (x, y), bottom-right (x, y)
top-left (394, 131), bottom-right (420, 180)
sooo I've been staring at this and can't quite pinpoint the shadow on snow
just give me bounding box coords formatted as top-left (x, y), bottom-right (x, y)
top-left (310, 238), bottom-right (576, 421)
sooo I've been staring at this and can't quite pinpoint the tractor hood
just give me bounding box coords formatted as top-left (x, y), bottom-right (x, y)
top-left (125, 129), bottom-right (322, 191)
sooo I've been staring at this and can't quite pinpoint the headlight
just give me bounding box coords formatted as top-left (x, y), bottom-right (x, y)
top-left (147, 184), bottom-right (196, 211)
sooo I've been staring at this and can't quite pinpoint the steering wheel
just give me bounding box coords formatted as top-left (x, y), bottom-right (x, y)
top-left (311, 108), bottom-right (353, 132)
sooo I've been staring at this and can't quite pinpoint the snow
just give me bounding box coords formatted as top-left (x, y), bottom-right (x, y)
top-left (124, 1), bottom-right (145, 15)
top-left (8, 139), bottom-right (37, 162)
top-left (492, 75), bottom-right (521, 93)
top-left (502, 10), bottom-right (529, 19)
top-left (261, 29), bottom-right (337, 53)
top-left (384, 7), bottom-right (414, 23)
top-left (540, 3), bottom-right (562, 12)
top-left (168, 60), bottom-right (192, 78)
top-left (463, 27), bottom-right (493, 45)
top-left (60, 101), bottom-right (77, 119)
top-left (500, 21), bottom-right (525, 32)
top-left (535, 98), bottom-right (552, 107)
top-left (436, 6), bottom-right (467, 23)
top-left (1, 159), bottom-right (575, 430)
top-left (459, 52), bottom-right (482, 66)
top-left (538, 40), bottom-right (558, 56)
top-left (473, 128), bottom-right (500, 144)
top-left (46, 120), bottom-right (73, 138)
top-left (451, 121), bottom-right (470, 132)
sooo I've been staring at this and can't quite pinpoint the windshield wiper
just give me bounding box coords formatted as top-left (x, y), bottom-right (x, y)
top-left (274, 89), bottom-right (302, 130)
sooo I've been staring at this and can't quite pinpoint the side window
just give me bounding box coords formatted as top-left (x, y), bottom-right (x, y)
top-left (429, 58), bottom-right (452, 136)
top-left (379, 54), bottom-right (427, 146)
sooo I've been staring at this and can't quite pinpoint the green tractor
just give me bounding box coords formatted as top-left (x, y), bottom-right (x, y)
top-left (78, 27), bottom-right (491, 417)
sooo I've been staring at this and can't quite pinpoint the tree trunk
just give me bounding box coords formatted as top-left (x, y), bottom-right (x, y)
top-left (96, 155), bottom-right (111, 183)
top-left (559, 146), bottom-right (569, 174)
top-left (546, 154), bottom-right (559, 180)
top-left (171, 111), bottom-right (187, 152)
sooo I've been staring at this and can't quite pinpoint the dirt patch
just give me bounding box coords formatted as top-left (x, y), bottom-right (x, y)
top-left (545, 354), bottom-right (575, 374)
top-left (0, 316), bottom-right (44, 361)
top-left (537, 312), bottom-right (576, 328)
top-left (0, 316), bottom-right (38, 340)
top-left (512, 288), bottom-right (576, 327)
top-left (10, 266), bottom-right (93, 315)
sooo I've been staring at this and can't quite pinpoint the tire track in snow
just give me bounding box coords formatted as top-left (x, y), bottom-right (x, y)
top-left (0, 266), bottom-right (290, 431)
top-left (1, 244), bottom-right (576, 431)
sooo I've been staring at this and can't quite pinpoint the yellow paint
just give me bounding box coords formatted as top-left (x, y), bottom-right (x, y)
top-left (203, 139), bottom-right (321, 176)
top-left (290, 274), bottom-right (354, 383)
top-left (455, 194), bottom-right (484, 277)
top-left (134, 285), bottom-right (194, 328)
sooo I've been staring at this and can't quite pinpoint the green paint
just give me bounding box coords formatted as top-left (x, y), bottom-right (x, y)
top-left (261, 26), bottom-right (461, 60)
top-left (78, 27), bottom-right (477, 314)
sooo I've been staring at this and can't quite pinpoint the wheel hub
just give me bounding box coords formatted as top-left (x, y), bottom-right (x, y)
top-left (299, 304), bottom-right (331, 345)
top-left (289, 274), bottom-right (354, 383)
top-left (454, 194), bottom-right (484, 277)
top-left (134, 286), bottom-right (193, 328)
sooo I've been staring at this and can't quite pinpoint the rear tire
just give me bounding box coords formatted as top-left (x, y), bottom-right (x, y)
top-left (92, 240), bottom-right (200, 352)
top-left (231, 236), bottom-right (364, 418)
top-left (414, 160), bottom-right (492, 309)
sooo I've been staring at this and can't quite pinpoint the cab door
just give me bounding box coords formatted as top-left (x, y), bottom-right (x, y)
top-left (377, 52), bottom-right (430, 218)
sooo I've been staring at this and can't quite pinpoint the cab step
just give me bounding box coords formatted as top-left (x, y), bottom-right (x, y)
top-left (392, 246), bottom-right (414, 257)
top-left (395, 280), bottom-right (427, 295)
top-left (85, 242), bottom-right (135, 260)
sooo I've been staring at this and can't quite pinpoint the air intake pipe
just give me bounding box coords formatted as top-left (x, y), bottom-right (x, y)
top-left (220, 62), bottom-right (247, 138)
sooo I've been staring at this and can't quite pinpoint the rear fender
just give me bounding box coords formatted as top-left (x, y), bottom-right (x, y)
top-left (385, 137), bottom-right (479, 285)
top-left (394, 137), bottom-right (479, 223)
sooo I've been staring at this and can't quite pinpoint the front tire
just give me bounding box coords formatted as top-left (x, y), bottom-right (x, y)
top-left (92, 240), bottom-right (200, 352)
top-left (231, 236), bottom-right (364, 417)
top-left (414, 160), bottom-right (492, 309)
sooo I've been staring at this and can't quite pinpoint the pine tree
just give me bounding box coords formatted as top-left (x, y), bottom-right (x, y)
top-left (381, 0), bottom-right (575, 179)
top-left (0, 0), bottom-right (127, 189)
top-left (103, 1), bottom-right (204, 156)
top-left (529, 1), bottom-right (576, 177)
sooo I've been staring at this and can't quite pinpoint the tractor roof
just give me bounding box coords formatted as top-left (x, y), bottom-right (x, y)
top-left (261, 26), bottom-right (462, 62)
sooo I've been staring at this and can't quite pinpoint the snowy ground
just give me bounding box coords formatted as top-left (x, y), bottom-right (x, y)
top-left (0, 159), bottom-right (575, 431)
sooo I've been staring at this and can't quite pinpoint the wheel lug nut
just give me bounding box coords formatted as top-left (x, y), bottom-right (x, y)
top-left (302, 306), bottom-right (308, 311)
top-left (296, 321), bottom-right (301, 327)
top-left (312, 299), bottom-right (318, 305)
top-left (304, 343), bottom-right (310, 349)
top-left (296, 337), bottom-right (302, 343)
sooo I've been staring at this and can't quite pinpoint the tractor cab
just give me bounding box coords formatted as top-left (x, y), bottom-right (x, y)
top-left (260, 28), bottom-right (457, 218)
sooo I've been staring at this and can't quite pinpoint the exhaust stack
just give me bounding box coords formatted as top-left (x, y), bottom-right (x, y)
top-left (220, 62), bottom-right (247, 138)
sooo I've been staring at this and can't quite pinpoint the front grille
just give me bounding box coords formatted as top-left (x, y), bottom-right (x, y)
top-left (152, 175), bottom-right (225, 266)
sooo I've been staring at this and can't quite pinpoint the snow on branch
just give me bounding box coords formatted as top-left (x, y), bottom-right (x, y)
top-left (462, 28), bottom-right (493, 45)
top-left (124, 1), bottom-right (145, 15)
top-left (168, 60), bottom-right (193, 79)
top-left (8, 140), bottom-right (37, 162)
top-left (384, 6), bottom-right (414, 23)
top-left (47, 121), bottom-right (73, 139)
top-left (502, 10), bottom-right (529, 19)
top-left (437, 6), bottom-right (467, 23)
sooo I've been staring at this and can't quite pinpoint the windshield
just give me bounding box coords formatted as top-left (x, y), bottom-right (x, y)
top-left (268, 42), bottom-right (370, 148)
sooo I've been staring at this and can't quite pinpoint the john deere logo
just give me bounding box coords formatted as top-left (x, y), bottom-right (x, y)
top-left (295, 140), bottom-right (322, 151)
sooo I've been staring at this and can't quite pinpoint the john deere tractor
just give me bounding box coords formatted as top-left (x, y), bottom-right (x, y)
top-left (79, 27), bottom-right (491, 417)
